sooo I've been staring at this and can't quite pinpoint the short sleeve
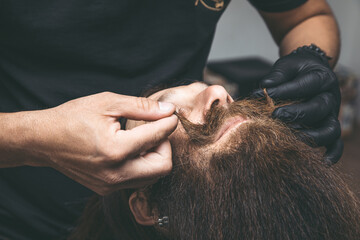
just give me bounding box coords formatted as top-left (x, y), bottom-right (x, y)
top-left (248, 0), bottom-right (308, 12)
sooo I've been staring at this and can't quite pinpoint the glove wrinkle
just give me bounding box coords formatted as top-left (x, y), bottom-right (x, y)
top-left (301, 115), bottom-right (341, 147)
top-left (273, 92), bottom-right (335, 125)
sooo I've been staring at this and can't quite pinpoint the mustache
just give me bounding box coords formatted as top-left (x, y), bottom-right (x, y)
top-left (175, 98), bottom-right (276, 145)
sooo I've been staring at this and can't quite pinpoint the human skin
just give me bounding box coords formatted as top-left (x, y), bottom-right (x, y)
top-left (126, 82), bottom-right (234, 133)
top-left (125, 82), bottom-right (252, 177)
top-left (0, 0), bottom-right (340, 197)
top-left (111, 84), bottom-right (360, 240)
top-left (255, 0), bottom-right (342, 163)
top-left (260, 0), bottom-right (340, 67)
top-left (69, 89), bottom-right (360, 240)
top-left (125, 81), bottom-right (246, 226)
top-left (0, 93), bottom-right (178, 195)
top-left (126, 0), bottom-right (341, 139)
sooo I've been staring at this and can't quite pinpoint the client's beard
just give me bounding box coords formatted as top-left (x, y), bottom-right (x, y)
top-left (176, 96), bottom-right (276, 146)
top-left (146, 99), bottom-right (360, 240)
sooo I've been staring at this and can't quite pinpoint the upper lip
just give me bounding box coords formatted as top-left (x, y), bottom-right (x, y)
top-left (215, 116), bottom-right (249, 142)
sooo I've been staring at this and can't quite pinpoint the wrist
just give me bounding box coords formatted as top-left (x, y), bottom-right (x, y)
top-left (291, 44), bottom-right (332, 67)
top-left (0, 110), bottom-right (53, 168)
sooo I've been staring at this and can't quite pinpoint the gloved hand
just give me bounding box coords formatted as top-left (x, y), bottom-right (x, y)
top-left (252, 44), bottom-right (343, 165)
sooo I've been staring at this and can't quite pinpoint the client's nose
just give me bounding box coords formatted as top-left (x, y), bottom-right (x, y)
top-left (202, 85), bottom-right (233, 116)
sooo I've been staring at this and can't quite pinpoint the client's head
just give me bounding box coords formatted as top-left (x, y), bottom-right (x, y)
top-left (70, 82), bottom-right (360, 240)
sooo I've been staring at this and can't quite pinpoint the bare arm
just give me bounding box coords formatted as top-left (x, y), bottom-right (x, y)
top-left (0, 110), bottom-right (65, 168)
top-left (258, 0), bottom-right (340, 68)
top-left (0, 111), bottom-right (36, 168)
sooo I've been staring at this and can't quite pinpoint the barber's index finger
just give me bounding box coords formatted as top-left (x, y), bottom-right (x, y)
top-left (115, 115), bottom-right (178, 160)
top-left (108, 94), bottom-right (176, 121)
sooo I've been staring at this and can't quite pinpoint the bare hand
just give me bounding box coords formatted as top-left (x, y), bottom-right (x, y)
top-left (27, 92), bottom-right (178, 195)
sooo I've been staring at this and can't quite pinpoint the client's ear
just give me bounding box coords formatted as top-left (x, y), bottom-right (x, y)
top-left (129, 191), bottom-right (156, 226)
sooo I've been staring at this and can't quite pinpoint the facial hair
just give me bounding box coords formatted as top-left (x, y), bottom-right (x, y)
top-left (146, 99), bottom-right (360, 240)
top-left (68, 98), bottom-right (360, 240)
top-left (175, 97), bottom-right (275, 145)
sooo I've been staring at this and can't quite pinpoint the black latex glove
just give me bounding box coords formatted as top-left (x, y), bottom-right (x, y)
top-left (252, 44), bottom-right (343, 165)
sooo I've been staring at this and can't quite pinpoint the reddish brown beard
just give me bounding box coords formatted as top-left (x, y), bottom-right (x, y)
top-left (146, 99), bottom-right (360, 240)
top-left (175, 97), bottom-right (276, 146)
top-left (170, 98), bottom-right (299, 172)
top-left (69, 98), bottom-right (360, 240)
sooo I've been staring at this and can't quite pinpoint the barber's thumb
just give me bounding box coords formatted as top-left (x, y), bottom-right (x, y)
top-left (117, 96), bottom-right (176, 121)
top-left (118, 115), bottom-right (178, 157)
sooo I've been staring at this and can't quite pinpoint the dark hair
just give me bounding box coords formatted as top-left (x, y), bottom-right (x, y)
top-left (68, 189), bottom-right (163, 240)
top-left (69, 98), bottom-right (360, 240)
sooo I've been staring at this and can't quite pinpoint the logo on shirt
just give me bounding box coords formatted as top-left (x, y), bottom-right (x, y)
top-left (195, 0), bottom-right (225, 11)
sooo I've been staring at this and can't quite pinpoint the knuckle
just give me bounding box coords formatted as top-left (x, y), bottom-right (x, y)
top-left (99, 91), bottom-right (118, 103)
top-left (136, 97), bottom-right (154, 112)
top-left (98, 91), bottom-right (113, 98)
top-left (101, 91), bottom-right (111, 95)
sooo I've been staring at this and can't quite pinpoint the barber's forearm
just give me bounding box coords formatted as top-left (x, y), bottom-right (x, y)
top-left (0, 111), bottom-right (49, 168)
top-left (279, 14), bottom-right (340, 68)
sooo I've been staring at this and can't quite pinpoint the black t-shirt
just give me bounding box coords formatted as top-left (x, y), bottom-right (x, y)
top-left (249, 0), bottom-right (307, 12)
top-left (0, 0), bottom-right (307, 239)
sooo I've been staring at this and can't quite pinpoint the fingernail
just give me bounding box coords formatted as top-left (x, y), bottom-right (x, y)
top-left (158, 102), bottom-right (174, 112)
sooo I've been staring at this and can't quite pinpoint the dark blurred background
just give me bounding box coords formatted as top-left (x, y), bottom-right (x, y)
top-left (206, 0), bottom-right (360, 197)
